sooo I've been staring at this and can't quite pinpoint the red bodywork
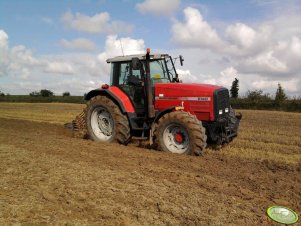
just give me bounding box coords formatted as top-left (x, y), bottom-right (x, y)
top-left (108, 86), bottom-right (135, 113)
top-left (108, 83), bottom-right (222, 122)
top-left (155, 83), bottom-right (222, 121)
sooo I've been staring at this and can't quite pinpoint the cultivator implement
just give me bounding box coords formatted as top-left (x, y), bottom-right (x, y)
top-left (64, 108), bottom-right (88, 138)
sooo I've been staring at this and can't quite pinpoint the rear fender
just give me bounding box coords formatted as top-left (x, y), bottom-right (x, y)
top-left (85, 87), bottom-right (135, 113)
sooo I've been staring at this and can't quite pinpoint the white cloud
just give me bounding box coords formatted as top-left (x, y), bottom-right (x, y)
top-left (172, 7), bottom-right (224, 49)
top-left (0, 30), bottom-right (9, 77)
top-left (290, 36), bottom-right (301, 57)
top-left (171, 7), bottom-right (272, 56)
top-left (200, 67), bottom-right (238, 88)
top-left (59, 38), bottom-right (96, 50)
top-left (170, 7), bottom-right (301, 96)
top-left (239, 51), bottom-right (288, 75)
top-left (97, 35), bottom-right (145, 76)
top-left (219, 67), bottom-right (238, 87)
top-left (225, 23), bottom-right (256, 49)
top-left (0, 30), bottom-right (8, 49)
top-left (48, 79), bottom-right (100, 95)
top-left (62, 11), bottom-right (133, 34)
top-left (2, 78), bottom-right (102, 96)
top-left (252, 78), bottom-right (300, 93)
top-left (99, 35), bottom-right (145, 58)
top-left (0, 31), bottom-right (43, 78)
top-left (177, 69), bottom-right (198, 82)
top-left (10, 45), bottom-right (41, 67)
top-left (0, 30), bottom-right (146, 95)
top-left (44, 62), bottom-right (75, 74)
top-left (237, 35), bottom-right (301, 77)
top-left (136, 0), bottom-right (180, 16)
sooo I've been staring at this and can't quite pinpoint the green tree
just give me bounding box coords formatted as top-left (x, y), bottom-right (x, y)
top-left (63, 91), bottom-right (70, 97)
top-left (246, 89), bottom-right (271, 101)
top-left (275, 83), bottom-right (287, 103)
top-left (29, 91), bottom-right (40, 96)
top-left (230, 78), bottom-right (239, 98)
top-left (40, 89), bottom-right (54, 97)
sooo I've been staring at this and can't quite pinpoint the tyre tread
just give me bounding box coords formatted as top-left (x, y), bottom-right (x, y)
top-left (153, 111), bottom-right (206, 155)
top-left (86, 95), bottom-right (130, 144)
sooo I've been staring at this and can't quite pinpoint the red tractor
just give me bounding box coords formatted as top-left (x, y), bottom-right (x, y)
top-left (72, 49), bottom-right (241, 155)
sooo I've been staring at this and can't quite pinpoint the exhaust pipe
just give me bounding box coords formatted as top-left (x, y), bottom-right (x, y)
top-left (145, 48), bottom-right (155, 118)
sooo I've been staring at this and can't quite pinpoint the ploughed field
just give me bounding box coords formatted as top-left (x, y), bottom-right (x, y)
top-left (0, 103), bottom-right (300, 225)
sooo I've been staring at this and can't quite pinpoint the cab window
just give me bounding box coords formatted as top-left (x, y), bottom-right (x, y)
top-left (149, 59), bottom-right (171, 84)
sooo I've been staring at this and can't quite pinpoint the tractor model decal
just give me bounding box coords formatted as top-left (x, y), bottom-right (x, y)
top-left (155, 96), bottom-right (211, 101)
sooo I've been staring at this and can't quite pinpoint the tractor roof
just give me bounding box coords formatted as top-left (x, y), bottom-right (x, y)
top-left (106, 53), bottom-right (169, 63)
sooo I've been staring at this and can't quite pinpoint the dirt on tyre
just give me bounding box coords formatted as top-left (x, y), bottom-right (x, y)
top-left (154, 111), bottom-right (207, 155)
top-left (86, 95), bottom-right (130, 144)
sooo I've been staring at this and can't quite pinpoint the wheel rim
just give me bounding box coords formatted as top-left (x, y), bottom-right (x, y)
top-left (91, 107), bottom-right (114, 141)
top-left (162, 123), bottom-right (190, 154)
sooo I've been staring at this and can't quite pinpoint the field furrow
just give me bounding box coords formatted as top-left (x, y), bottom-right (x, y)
top-left (0, 103), bottom-right (300, 225)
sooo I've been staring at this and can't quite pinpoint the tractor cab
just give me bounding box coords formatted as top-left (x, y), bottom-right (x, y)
top-left (107, 53), bottom-right (178, 114)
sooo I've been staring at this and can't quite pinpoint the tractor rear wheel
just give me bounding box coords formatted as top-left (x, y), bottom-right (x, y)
top-left (154, 111), bottom-right (206, 155)
top-left (86, 95), bottom-right (130, 144)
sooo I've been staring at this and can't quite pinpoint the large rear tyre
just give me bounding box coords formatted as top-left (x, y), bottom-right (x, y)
top-left (86, 96), bottom-right (130, 144)
top-left (154, 111), bottom-right (207, 155)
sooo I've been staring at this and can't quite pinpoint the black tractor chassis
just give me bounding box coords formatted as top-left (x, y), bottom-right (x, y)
top-left (203, 113), bottom-right (241, 145)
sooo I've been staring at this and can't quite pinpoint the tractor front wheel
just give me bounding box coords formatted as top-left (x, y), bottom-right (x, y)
top-left (154, 111), bottom-right (207, 155)
top-left (86, 95), bottom-right (130, 144)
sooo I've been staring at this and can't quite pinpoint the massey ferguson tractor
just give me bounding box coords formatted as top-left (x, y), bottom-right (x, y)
top-left (69, 48), bottom-right (241, 155)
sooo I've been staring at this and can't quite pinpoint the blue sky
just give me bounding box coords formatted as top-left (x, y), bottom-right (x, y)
top-left (0, 0), bottom-right (300, 96)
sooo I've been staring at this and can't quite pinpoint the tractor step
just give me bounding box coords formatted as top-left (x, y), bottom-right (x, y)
top-left (132, 136), bottom-right (148, 140)
top-left (131, 127), bottom-right (149, 131)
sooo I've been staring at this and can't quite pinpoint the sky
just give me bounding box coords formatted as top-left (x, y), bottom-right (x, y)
top-left (0, 0), bottom-right (300, 97)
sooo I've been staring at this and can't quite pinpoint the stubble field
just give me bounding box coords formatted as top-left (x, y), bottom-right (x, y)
top-left (0, 102), bottom-right (300, 225)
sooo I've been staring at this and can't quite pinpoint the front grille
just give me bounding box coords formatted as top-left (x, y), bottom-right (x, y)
top-left (214, 88), bottom-right (230, 119)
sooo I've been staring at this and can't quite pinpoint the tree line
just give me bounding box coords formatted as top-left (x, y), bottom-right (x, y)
top-left (29, 89), bottom-right (71, 97)
top-left (230, 78), bottom-right (289, 102)
top-left (0, 89), bottom-right (84, 104)
top-left (1, 83), bottom-right (300, 111)
top-left (0, 89), bottom-right (71, 97)
top-left (229, 78), bottom-right (300, 111)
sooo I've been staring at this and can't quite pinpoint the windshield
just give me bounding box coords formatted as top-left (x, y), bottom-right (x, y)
top-left (165, 56), bottom-right (177, 81)
top-left (149, 59), bottom-right (171, 84)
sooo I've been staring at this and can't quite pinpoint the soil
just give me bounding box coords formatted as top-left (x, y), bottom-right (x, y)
top-left (0, 118), bottom-right (300, 226)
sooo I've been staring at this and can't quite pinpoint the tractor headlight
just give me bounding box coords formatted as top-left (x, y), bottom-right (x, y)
top-left (219, 110), bottom-right (223, 115)
top-left (225, 108), bottom-right (229, 113)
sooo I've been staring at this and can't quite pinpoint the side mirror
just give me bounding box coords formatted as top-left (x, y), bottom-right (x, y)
top-left (132, 57), bottom-right (141, 70)
top-left (179, 55), bottom-right (184, 66)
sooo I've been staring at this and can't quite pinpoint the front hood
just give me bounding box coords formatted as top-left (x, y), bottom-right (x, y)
top-left (155, 83), bottom-right (224, 97)
top-left (154, 83), bottom-right (230, 122)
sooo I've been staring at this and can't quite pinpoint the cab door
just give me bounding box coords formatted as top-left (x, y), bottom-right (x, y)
top-left (112, 62), bottom-right (145, 114)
